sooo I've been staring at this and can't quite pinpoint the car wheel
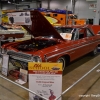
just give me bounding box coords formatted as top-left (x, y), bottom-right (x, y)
top-left (91, 47), bottom-right (98, 56)
top-left (57, 57), bottom-right (66, 71)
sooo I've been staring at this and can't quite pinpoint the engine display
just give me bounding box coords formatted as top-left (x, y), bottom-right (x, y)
top-left (17, 38), bottom-right (58, 51)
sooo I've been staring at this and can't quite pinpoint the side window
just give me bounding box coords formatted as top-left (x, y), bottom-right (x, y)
top-left (72, 29), bottom-right (79, 40)
top-left (86, 29), bottom-right (94, 37)
top-left (74, 31), bottom-right (79, 40)
top-left (79, 29), bottom-right (85, 39)
top-left (63, 28), bottom-right (73, 33)
top-left (55, 27), bottom-right (63, 33)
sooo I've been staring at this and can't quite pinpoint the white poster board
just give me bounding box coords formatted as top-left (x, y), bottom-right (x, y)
top-left (7, 11), bottom-right (32, 25)
top-left (15, 68), bottom-right (28, 85)
top-left (28, 62), bottom-right (62, 100)
top-left (89, 3), bottom-right (97, 9)
top-left (2, 54), bottom-right (9, 76)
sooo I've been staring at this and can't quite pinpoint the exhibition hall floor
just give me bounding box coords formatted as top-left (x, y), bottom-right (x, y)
top-left (0, 53), bottom-right (100, 100)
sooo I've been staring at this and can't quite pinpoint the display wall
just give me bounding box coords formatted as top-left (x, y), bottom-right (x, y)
top-left (0, 0), bottom-right (98, 19)
top-left (0, 1), bottom-right (37, 10)
top-left (42, 0), bottom-right (96, 19)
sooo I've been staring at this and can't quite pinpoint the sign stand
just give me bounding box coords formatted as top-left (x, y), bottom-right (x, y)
top-left (0, 35), bottom-right (9, 76)
top-left (2, 54), bottom-right (9, 76)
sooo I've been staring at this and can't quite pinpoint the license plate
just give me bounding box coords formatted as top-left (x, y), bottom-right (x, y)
top-left (10, 59), bottom-right (23, 68)
top-left (9, 58), bottom-right (28, 70)
top-left (13, 61), bottom-right (22, 68)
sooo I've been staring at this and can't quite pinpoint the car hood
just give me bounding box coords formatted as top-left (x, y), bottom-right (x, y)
top-left (22, 10), bottom-right (64, 41)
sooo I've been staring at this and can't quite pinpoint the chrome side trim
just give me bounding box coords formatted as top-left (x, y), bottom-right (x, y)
top-left (46, 39), bottom-right (100, 60)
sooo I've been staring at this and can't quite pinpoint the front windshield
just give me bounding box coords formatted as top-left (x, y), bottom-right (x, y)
top-left (54, 27), bottom-right (74, 40)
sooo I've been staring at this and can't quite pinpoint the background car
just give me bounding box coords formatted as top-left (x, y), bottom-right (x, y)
top-left (0, 24), bottom-right (25, 44)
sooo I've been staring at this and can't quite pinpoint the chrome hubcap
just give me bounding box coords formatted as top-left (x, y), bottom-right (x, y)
top-left (57, 58), bottom-right (65, 71)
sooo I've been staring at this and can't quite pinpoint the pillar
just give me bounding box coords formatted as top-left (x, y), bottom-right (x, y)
top-left (47, 0), bottom-right (50, 9)
top-left (71, 0), bottom-right (76, 14)
top-left (94, 0), bottom-right (100, 25)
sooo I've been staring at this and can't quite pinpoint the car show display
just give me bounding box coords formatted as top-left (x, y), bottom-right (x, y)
top-left (1, 10), bottom-right (100, 71)
top-left (0, 0), bottom-right (100, 99)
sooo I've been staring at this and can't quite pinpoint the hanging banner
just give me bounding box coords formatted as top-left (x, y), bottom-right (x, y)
top-left (7, 11), bottom-right (32, 25)
top-left (28, 62), bottom-right (62, 100)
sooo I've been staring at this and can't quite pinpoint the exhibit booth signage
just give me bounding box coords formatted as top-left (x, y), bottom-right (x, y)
top-left (7, 11), bottom-right (32, 25)
top-left (28, 62), bottom-right (62, 100)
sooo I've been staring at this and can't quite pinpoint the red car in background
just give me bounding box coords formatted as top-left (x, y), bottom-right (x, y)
top-left (1, 10), bottom-right (100, 70)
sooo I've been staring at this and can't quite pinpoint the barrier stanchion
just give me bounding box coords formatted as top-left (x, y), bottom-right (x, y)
top-left (0, 74), bottom-right (48, 100)
top-left (0, 57), bottom-right (100, 100)
top-left (55, 63), bottom-right (100, 100)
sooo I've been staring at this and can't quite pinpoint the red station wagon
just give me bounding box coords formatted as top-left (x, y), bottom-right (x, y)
top-left (1, 10), bottom-right (100, 70)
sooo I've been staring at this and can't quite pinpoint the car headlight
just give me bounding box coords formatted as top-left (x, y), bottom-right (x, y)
top-left (32, 56), bottom-right (42, 62)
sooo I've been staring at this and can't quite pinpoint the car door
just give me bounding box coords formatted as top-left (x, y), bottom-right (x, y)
top-left (85, 28), bottom-right (97, 52)
top-left (69, 28), bottom-right (89, 61)
top-left (78, 28), bottom-right (90, 55)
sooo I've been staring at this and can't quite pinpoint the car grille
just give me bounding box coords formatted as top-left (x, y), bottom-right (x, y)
top-left (7, 50), bottom-right (32, 60)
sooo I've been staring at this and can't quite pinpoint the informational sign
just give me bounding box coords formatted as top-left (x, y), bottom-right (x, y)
top-left (89, 3), bottom-right (97, 9)
top-left (7, 11), bottom-right (32, 25)
top-left (20, 68), bottom-right (28, 82)
top-left (28, 62), bottom-right (62, 100)
top-left (2, 54), bottom-right (9, 76)
top-left (15, 68), bottom-right (28, 84)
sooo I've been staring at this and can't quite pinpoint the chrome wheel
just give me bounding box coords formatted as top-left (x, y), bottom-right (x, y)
top-left (91, 47), bottom-right (98, 56)
top-left (57, 57), bottom-right (66, 71)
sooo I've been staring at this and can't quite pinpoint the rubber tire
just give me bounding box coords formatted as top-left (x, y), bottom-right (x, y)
top-left (57, 57), bottom-right (66, 71)
top-left (91, 47), bottom-right (98, 56)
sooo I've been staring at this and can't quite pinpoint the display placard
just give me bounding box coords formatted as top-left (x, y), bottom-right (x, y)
top-left (2, 54), bottom-right (9, 76)
top-left (7, 11), bottom-right (32, 25)
top-left (28, 62), bottom-right (62, 100)
top-left (89, 3), bottom-right (97, 9)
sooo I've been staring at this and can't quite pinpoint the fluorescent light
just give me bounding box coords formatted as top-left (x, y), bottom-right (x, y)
top-left (86, 0), bottom-right (97, 1)
top-left (8, 1), bottom-right (11, 3)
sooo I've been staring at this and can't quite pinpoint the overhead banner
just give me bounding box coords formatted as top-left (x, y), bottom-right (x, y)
top-left (7, 11), bottom-right (32, 25)
top-left (28, 62), bottom-right (62, 100)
